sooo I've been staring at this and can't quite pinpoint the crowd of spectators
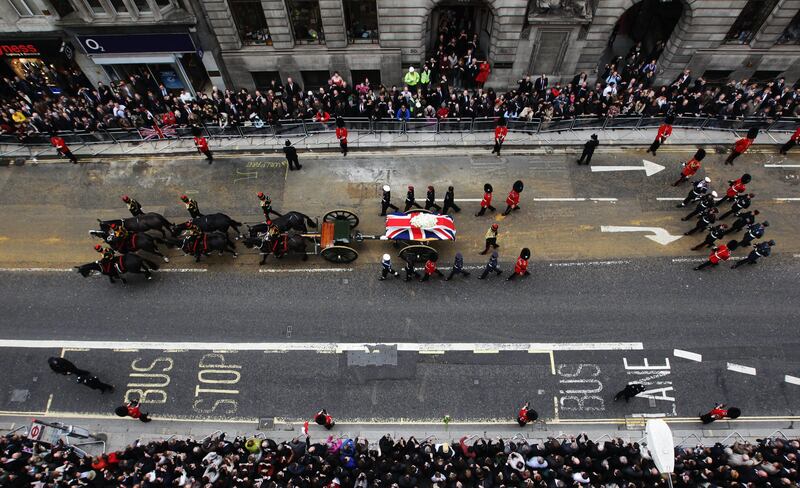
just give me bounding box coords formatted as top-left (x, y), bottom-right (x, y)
top-left (1, 431), bottom-right (798, 487)
top-left (2, 32), bottom-right (800, 143)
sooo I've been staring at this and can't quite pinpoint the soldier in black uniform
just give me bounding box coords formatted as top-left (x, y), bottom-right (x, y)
top-left (180, 195), bottom-right (201, 219)
top-left (732, 240), bottom-right (775, 268)
top-left (684, 207), bottom-right (718, 235)
top-left (681, 191), bottom-right (718, 221)
top-left (404, 185), bottom-right (422, 212)
top-left (724, 210), bottom-right (759, 235)
top-left (404, 257), bottom-right (421, 281)
top-left (677, 177), bottom-right (711, 207)
top-left (121, 195), bottom-right (143, 216)
top-left (737, 221), bottom-right (769, 248)
top-left (719, 193), bottom-right (754, 220)
top-left (380, 185), bottom-right (400, 216)
top-left (424, 185), bottom-right (442, 212)
top-left (284, 140), bottom-right (302, 170)
top-left (445, 252), bottom-right (470, 280)
top-left (577, 134), bottom-right (599, 165)
top-left (379, 254), bottom-right (400, 280)
top-left (478, 251), bottom-right (503, 279)
top-left (258, 192), bottom-right (282, 220)
top-left (442, 186), bottom-right (460, 214)
top-left (691, 224), bottom-right (728, 250)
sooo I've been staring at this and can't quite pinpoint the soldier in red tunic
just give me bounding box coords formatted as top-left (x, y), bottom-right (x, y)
top-left (50, 132), bottom-right (78, 163)
top-left (673, 148), bottom-right (705, 186)
top-left (491, 116), bottom-right (508, 156)
top-left (646, 115), bottom-right (673, 156)
top-left (335, 117), bottom-right (348, 156)
top-left (475, 183), bottom-right (496, 217)
top-left (693, 241), bottom-right (735, 270)
top-left (724, 127), bottom-right (758, 165)
top-left (517, 401), bottom-right (538, 426)
top-left (506, 248), bottom-right (531, 281)
top-left (192, 126), bottom-right (213, 164)
top-left (717, 174), bottom-right (751, 206)
top-left (314, 408), bottom-right (334, 429)
top-left (779, 126), bottom-right (800, 154)
top-left (502, 180), bottom-right (524, 216)
top-left (420, 259), bottom-right (444, 282)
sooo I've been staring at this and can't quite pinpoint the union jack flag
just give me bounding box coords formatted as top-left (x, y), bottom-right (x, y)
top-left (139, 124), bottom-right (177, 140)
top-left (384, 212), bottom-right (456, 241)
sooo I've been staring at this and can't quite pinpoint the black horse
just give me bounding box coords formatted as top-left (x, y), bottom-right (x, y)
top-left (180, 232), bottom-right (238, 262)
top-left (89, 229), bottom-right (175, 262)
top-left (75, 254), bottom-right (159, 284)
top-left (247, 211), bottom-right (316, 237)
top-left (242, 230), bottom-right (309, 264)
top-left (98, 213), bottom-right (174, 238)
top-left (172, 213), bottom-right (243, 238)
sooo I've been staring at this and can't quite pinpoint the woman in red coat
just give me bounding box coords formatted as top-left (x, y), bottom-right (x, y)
top-left (475, 61), bottom-right (491, 87)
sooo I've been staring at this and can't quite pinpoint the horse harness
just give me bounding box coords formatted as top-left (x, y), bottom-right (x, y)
top-left (189, 233), bottom-right (209, 254)
top-left (101, 256), bottom-right (125, 275)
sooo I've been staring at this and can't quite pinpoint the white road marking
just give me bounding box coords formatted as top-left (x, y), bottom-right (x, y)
top-left (549, 260), bottom-right (630, 267)
top-left (0, 268), bottom-right (72, 272)
top-left (765, 164), bottom-right (800, 168)
top-left (160, 268), bottom-right (207, 273)
top-left (590, 198), bottom-right (619, 202)
top-left (656, 197), bottom-right (684, 201)
top-left (590, 159), bottom-right (665, 176)
top-left (601, 225), bottom-right (683, 245)
top-left (673, 349), bottom-right (702, 362)
top-left (671, 257), bottom-right (705, 263)
top-left (0, 340), bottom-right (645, 352)
top-left (785, 375), bottom-right (800, 386)
top-left (534, 197), bottom-right (585, 202)
top-left (727, 362), bottom-right (757, 375)
top-left (259, 268), bottom-right (352, 273)
top-left (441, 198), bottom-right (618, 203)
top-left (774, 198), bottom-right (800, 201)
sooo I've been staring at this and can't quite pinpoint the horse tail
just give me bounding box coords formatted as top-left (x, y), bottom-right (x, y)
top-left (141, 257), bottom-right (160, 271)
top-left (299, 213), bottom-right (317, 228)
top-left (226, 235), bottom-right (237, 250)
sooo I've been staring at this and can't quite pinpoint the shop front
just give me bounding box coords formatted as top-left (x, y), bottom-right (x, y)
top-left (75, 32), bottom-right (210, 96)
top-left (0, 38), bottom-right (85, 95)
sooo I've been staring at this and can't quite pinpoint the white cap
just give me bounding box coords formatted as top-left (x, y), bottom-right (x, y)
top-left (382, 254), bottom-right (390, 261)
top-left (711, 191), bottom-right (718, 198)
top-left (704, 177), bottom-right (711, 183)
top-left (409, 66), bottom-right (415, 72)
top-left (383, 185), bottom-right (390, 192)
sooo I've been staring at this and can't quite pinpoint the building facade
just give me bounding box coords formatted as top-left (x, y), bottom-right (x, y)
top-left (1, 0), bottom-right (800, 94)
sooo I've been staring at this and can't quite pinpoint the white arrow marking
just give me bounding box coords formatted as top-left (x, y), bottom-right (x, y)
top-left (765, 164), bottom-right (800, 168)
top-left (590, 159), bottom-right (665, 176)
top-left (600, 225), bottom-right (683, 245)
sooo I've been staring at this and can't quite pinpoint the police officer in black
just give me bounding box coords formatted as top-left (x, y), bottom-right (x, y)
top-left (732, 240), bottom-right (775, 268)
top-left (380, 185), bottom-right (400, 216)
top-left (478, 251), bottom-right (503, 279)
top-left (684, 207), bottom-right (718, 235)
top-left (121, 195), bottom-right (143, 216)
top-left (404, 185), bottom-right (422, 212)
top-left (577, 134), bottom-right (599, 165)
top-left (445, 252), bottom-right (470, 281)
top-left (284, 140), bottom-right (302, 170)
top-left (404, 257), bottom-right (421, 281)
top-left (425, 185), bottom-right (442, 212)
top-left (691, 224), bottom-right (728, 250)
top-left (677, 177), bottom-right (711, 207)
top-left (724, 209), bottom-right (759, 235)
top-left (681, 191), bottom-right (718, 221)
top-left (442, 186), bottom-right (460, 215)
top-left (737, 221), bottom-right (769, 247)
top-left (719, 193), bottom-right (754, 220)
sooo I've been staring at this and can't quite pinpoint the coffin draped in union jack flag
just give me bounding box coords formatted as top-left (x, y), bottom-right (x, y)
top-left (384, 212), bottom-right (456, 241)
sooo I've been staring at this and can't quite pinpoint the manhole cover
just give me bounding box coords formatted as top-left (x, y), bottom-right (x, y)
top-left (10, 389), bottom-right (29, 403)
top-left (258, 417), bottom-right (275, 430)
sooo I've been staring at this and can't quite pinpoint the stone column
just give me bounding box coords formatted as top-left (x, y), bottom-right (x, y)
top-left (319, 0), bottom-right (347, 48)
top-left (751, 0), bottom-right (800, 48)
top-left (262, 0), bottom-right (294, 48)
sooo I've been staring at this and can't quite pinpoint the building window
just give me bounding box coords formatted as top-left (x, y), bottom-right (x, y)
top-left (252, 71), bottom-right (281, 90)
top-left (343, 0), bottom-right (379, 43)
top-left (231, 0), bottom-right (271, 45)
top-left (301, 70), bottom-right (330, 90)
top-left (351, 69), bottom-right (381, 89)
top-left (83, 0), bottom-right (106, 14)
top-left (50, 0), bottom-right (75, 15)
top-left (109, 0), bottom-right (127, 12)
top-left (154, 0), bottom-right (170, 6)
top-left (725, 0), bottom-right (780, 44)
top-left (777, 10), bottom-right (800, 44)
top-left (132, 0), bottom-right (151, 12)
top-left (8, 0), bottom-right (39, 15)
top-left (287, 0), bottom-right (324, 44)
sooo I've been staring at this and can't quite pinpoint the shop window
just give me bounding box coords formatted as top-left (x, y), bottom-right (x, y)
top-left (344, 0), bottom-right (379, 43)
top-left (725, 0), bottom-right (780, 44)
top-left (83, 0), bottom-right (106, 14)
top-left (132, 0), bottom-right (151, 12)
top-left (777, 10), bottom-right (800, 44)
top-left (230, 0), bottom-right (271, 45)
top-left (287, 0), bottom-right (324, 44)
top-left (109, 0), bottom-right (128, 13)
top-left (252, 71), bottom-right (281, 90)
top-left (8, 0), bottom-right (39, 15)
top-left (301, 70), bottom-right (330, 90)
top-left (351, 70), bottom-right (381, 89)
top-left (50, 0), bottom-right (76, 16)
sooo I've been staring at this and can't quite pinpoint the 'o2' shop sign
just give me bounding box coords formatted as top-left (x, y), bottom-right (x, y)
top-left (76, 33), bottom-right (196, 55)
top-left (0, 43), bottom-right (41, 57)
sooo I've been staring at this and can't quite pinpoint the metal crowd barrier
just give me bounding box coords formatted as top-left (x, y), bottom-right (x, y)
top-left (1, 116), bottom-right (797, 153)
